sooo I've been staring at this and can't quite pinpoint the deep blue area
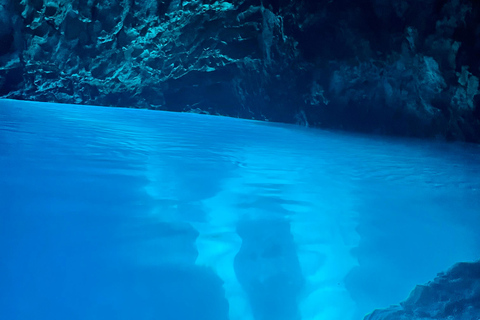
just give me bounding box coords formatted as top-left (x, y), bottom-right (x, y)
top-left (0, 101), bottom-right (229, 320)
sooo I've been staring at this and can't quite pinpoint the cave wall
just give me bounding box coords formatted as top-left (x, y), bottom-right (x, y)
top-left (364, 260), bottom-right (480, 320)
top-left (1, 0), bottom-right (479, 141)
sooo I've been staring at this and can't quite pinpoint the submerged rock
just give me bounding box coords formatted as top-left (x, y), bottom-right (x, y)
top-left (364, 260), bottom-right (480, 320)
top-left (0, 0), bottom-right (479, 141)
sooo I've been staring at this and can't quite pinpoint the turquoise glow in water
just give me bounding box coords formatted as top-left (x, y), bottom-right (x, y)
top-left (1, 99), bottom-right (479, 320)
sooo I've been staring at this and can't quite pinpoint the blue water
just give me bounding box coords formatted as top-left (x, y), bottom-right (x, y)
top-left (1, 99), bottom-right (479, 320)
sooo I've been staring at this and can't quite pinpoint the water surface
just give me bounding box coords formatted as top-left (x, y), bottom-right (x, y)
top-left (1, 99), bottom-right (479, 320)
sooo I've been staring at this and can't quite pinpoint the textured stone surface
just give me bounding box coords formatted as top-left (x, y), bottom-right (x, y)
top-left (1, 0), bottom-right (480, 141)
top-left (364, 260), bottom-right (480, 320)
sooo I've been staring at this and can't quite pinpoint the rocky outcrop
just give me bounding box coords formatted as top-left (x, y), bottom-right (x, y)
top-left (0, 0), bottom-right (479, 141)
top-left (364, 260), bottom-right (480, 320)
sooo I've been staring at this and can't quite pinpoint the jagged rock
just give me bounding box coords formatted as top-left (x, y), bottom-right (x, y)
top-left (0, 0), bottom-right (479, 141)
top-left (364, 260), bottom-right (480, 320)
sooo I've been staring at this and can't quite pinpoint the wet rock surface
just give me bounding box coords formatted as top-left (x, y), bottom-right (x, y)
top-left (1, 0), bottom-right (479, 141)
top-left (364, 260), bottom-right (480, 320)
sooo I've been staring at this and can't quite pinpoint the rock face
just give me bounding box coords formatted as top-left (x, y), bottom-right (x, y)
top-left (1, 0), bottom-right (480, 141)
top-left (364, 260), bottom-right (480, 320)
